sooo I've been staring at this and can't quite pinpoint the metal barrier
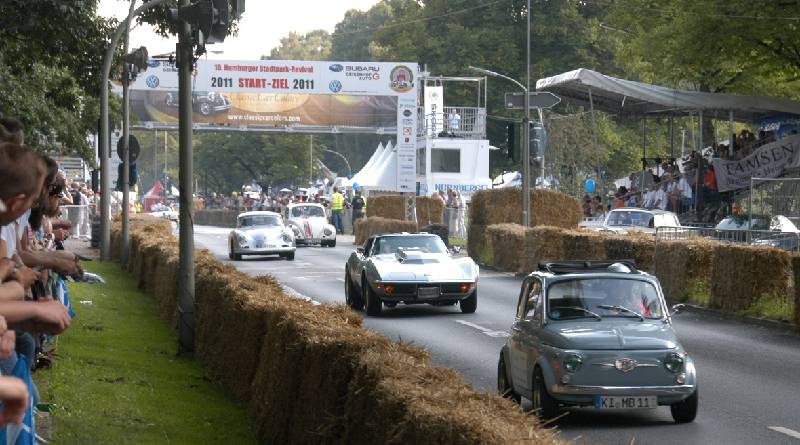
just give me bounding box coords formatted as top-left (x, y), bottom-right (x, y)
top-left (655, 226), bottom-right (800, 252)
top-left (61, 205), bottom-right (93, 240)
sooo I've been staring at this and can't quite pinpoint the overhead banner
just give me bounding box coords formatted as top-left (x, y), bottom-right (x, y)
top-left (712, 134), bottom-right (800, 192)
top-left (119, 59), bottom-right (419, 193)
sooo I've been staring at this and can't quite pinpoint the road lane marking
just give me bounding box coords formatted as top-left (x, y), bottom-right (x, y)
top-left (281, 284), bottom-right (321, 306)
top-left (335, 278), bottom-right (345, 282)
top-left (455, 320), bottom-right (510, 338)
top-left (768, 426), bottom-right (800, 440)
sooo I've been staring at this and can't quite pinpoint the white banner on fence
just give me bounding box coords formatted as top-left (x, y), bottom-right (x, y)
top-left (712, 134), bottom-right (800, 192)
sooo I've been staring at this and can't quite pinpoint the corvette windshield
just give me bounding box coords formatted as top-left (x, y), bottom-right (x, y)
top-left (291, 205), bottom-right (325, 218)
top-left (547, 278), bottom-right (663, 320)
top-left (373, 236), bottom-right (447, 255)
top-left (238, 215), bottom-right (281, 228)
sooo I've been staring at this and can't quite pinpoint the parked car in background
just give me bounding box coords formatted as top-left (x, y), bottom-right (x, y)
top-left (345, 233), bottom-right (479, 316)
top-left (596, 208), bottom-right (682, 235)
top-left (284, 202), bottom-right (337, 247)
top-left (228, 211), bottom-right (295, 261)
top-left (716, 214), bottom-right (800, 251)
top-left (498, 260), bottom-right (698, 423)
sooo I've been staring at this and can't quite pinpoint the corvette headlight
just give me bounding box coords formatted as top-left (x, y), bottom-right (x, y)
top-left (664, 352), bottom-right (684, 373)
top-left (563, 354), bottom-right (583, 373)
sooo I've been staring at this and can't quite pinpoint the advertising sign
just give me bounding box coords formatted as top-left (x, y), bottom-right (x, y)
top-left (712, 134), bottom-right (800, 192)
top-left (424, 86), bottom-right (444, 136)
top-left (122, 59), bottom-right (419, 192)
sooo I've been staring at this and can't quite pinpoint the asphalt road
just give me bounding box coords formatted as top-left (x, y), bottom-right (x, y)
top-left (195, 225), bottom-right (800, 445)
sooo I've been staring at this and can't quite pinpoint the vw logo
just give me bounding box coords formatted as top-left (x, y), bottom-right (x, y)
top-left (614, 358), bottom-right (638, 373)
top-left (329, 80), bottom-right (342, 93)
top-left (329, 64), bottom-right (344, 72)
top-left (145, 75), bottom-right (160, 88)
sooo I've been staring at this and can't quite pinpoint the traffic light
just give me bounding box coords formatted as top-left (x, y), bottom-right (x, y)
top-left (530, 121), bottom-right (547, 162)
top-left (506, 123), bottom-right (519, 161)
top-left (175, 0), bottom-right (245, 45)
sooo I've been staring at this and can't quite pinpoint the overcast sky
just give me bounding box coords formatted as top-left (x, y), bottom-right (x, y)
top-left (97, 0), bottom-right (381, 60)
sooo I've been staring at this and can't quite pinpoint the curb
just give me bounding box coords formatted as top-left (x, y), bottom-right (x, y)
top-left (676, 302), bottom-right (799, 334)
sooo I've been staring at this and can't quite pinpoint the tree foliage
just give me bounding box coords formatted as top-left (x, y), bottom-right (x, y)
top-left (264, 30), bottom-right (332, 61)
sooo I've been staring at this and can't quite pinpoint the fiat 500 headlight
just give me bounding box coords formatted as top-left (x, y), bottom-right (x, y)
top-left (664, 352), bottom-right (685, 373)
top-left (563, 353), bottom-right (583, 373)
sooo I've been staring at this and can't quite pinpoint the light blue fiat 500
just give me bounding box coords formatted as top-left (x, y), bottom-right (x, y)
top-left (498, 261), bottom-right (697, 423)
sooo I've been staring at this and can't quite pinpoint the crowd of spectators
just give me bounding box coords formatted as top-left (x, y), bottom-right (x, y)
top-left (583, 128), bottom-right (786, 222)
top-left (0, 115), bottom-right (80, 440)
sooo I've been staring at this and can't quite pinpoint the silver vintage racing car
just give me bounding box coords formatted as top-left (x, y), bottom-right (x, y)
top-left (344, 233), bottom-right (479, 316)
top-left (228, 211), bottom-right (296, 261)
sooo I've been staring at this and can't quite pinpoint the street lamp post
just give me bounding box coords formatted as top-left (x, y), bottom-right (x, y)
top-left (469, 65), bottom-right (531, 227)
top-left (98, 0), bottom-right (172, 260)
top-left (322, 149), bottom-right (352, 178)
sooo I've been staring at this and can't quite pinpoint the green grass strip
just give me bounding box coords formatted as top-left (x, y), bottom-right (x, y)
top-left (37, 261), bottom-right (258, 445)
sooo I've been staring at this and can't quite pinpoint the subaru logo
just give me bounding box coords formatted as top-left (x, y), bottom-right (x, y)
top-left (329, 64), bottom-right (344, 72)
top-left (147, 59), bottom-right (160, 68)
top-left (329, 80), bottom-right (342, 93)
top-left (145, 75), bottom-right (160, 88)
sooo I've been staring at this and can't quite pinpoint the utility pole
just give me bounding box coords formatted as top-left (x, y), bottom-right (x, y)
top-left (523, 0), bottom-right (532, 227)
top-left (177, 0), bottom-right (195, 353)
top-left (309, 135), bottom-right (313, 185)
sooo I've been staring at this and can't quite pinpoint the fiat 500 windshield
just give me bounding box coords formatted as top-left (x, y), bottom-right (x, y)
top-left (547, 278), bottom-right (664, 320)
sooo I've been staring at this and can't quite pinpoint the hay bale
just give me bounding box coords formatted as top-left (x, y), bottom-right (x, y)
top-left (420, 223), bottom-right (449, 248)
top-left (654, 240), bottom-right (715, 304)
top-left (521, 226), bottom-right (567, 273)
top-left (487, 224), bottom-right (526, 272)
top-left (561, 229), bottom-right (606, 261)
top-left (367, 195), bottom-right (443, 224)
top-left (469, 188), bottom-right (582, 228)
top-left (603, 233), bottom-right (654, 272)
top-left (467, 224), bottom-right (491, 264)
top-left (710, 244), bottom-right (792, 312)
top-left (354, 217), bottom-right (417, 245)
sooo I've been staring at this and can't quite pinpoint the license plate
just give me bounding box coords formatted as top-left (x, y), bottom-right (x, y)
top-left (418, 286), bottom-right (440, 299)
top-left (594, 395), bottom-right (657, 410)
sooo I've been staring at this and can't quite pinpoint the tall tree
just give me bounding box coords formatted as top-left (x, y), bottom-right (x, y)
top-left (264, 30), bottom-right (332, 60)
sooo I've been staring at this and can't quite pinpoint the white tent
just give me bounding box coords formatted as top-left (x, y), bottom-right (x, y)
top-left (358, 141), bottom-right (396, 191)
top-left (351, 142), bottom-right (384, 185)
top-left (536, 68), bottom-right (800, 121)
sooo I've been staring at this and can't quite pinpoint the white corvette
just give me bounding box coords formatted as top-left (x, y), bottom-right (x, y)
top-left (284, 203), bottom-right (337, 247)
top-left (228, 211), bottom-right (296, 260)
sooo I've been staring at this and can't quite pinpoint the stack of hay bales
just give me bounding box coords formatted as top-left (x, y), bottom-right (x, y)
top-left (115, 219), bottom-right (567, 445)
top-left (654, 239), bottom-right (715, 304)
top-left (468, 188), bottom-right (581, 262)
top-left (354, 217), bottom-right (418, 245)
top-left (561, 229), bottom-right (607, 262)
top-left (710, 244), bottom-right (792, 313)
top-left (366, 195), bottom-right (443, 225)
top-left (521, 226), bottom-right (569, 273)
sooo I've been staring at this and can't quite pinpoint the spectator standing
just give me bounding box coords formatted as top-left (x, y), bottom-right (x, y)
top-left (448, 110), bottom-right (461, 136)
top-left (330, 187), bottom-right (345, 234)
top-left (350, 189), bottom-right (366, 233)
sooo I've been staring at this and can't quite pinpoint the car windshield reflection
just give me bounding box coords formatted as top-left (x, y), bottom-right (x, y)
top-left (291, 205), bottom-right (325, 218)
top-left (373, 236), bottom-right (447, 255)
top-left (239, 215), bottom-right (281, 228)
top-left (547, 278), bottom-right (663, 320)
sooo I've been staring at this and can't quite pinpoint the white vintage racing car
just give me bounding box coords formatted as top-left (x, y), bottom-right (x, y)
top-left (284, 202), bottom-right (337, 247)
top-left (228, 211), bottom-right (296, 260)
top-left (345, 233), bottom-right (479, 316)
